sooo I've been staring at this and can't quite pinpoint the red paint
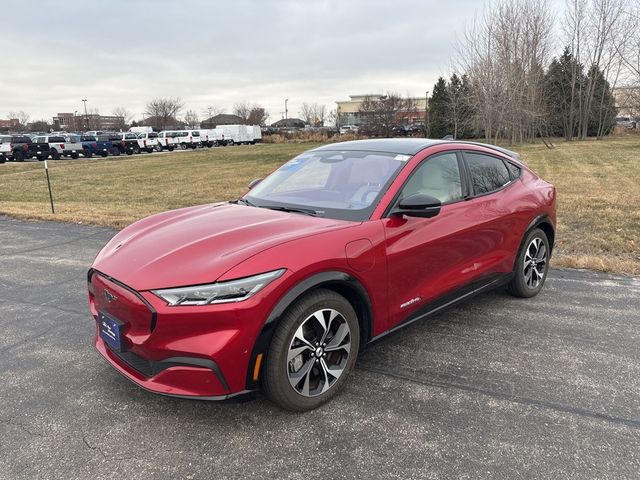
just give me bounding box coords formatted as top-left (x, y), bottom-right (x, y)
top-left (90, 141), bottom-right (556, 398)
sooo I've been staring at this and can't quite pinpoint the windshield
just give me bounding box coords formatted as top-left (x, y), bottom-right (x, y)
top-left (245, 150), bottom-right (409, 221)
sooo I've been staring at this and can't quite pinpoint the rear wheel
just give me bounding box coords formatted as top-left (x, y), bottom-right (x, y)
top-left (133, 145), bottom-right (141, 154)
top-left (50, 149), bottom-right (60, 160)
top-left (507, 228), bottom-right (550, 298)
top-left (168, 146), bottom-right (175, 151)
top-left (111, 147), bottom-right (120, 156)
top-left (71, 152), bottom-right (79, 159)
top-left (83, 149), bottom-right (93, 159)
top-left (13, 150), bottom-right (25, 162)
top-left (155, 145), bottom-right (163, 152)
top-left (101, 151), bottom-right (108, 157)
top-left (263, 289), bottom-right (359, 411)
top-left (36, 155), bottom-right (45, 161)
top-left (0, 155), bottom-right (5, 164)
top-left (180, 143), bottom-right (187, 150)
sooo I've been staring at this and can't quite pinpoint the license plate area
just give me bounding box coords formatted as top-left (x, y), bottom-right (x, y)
top-left (98, 311), bottom-right (126, 352)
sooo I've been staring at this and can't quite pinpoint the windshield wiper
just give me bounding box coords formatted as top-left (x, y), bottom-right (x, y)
top-left (260, 205), bottom-right (321, 217)
top-left (234, 198), bottom-right (256, 207)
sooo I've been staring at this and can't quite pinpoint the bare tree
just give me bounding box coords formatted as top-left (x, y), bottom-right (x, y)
top-left (247, 106), bottom-right (269, 125)
top-left (358, 92), bottom-right (409, 136)
top-left (184, 110), bottom-right (200, 128)
top-left (455, 0), bottom-right (554, 143)
top-left (112, 107), bottom-right (133, 130)
top-left (233, 102), bottom-right (251, 123)
top-left (234, 102), bottom-right (269, 125)
top-left (144, 97), bottom-right (184, 130)
top-left (300, 103), bottom-right (327, 126)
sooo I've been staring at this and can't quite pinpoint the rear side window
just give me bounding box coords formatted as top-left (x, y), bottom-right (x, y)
top-left (148, 132), bottom-right (158, 138)
top-left (49, 136), bottom-right (65, 142)
top-left (465, 152), bottom-right (511, 195)
top-left (505, 161), bottom-right (521, 179)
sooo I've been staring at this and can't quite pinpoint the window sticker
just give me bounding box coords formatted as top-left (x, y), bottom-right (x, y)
top-left (394, 154), bottom-right (411, 162)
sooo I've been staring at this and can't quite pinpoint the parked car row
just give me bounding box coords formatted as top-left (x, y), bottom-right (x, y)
top-left (0, 125), bottom-right (262, 163)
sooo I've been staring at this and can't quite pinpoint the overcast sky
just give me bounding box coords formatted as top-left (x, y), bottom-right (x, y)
top-left (2, 0), bottom-right (566, 124)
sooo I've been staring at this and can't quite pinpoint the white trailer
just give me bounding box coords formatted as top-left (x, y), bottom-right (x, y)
top-left (250, 125), bottom-right (262, 143)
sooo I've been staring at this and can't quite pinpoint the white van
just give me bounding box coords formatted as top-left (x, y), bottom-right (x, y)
top-left (200, 128), bottom-right (225, 147)
top-left (161, 130), bottom-right (200, 149)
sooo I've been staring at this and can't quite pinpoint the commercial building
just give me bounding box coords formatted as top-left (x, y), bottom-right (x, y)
top-left (335, 94), bottom-right (427, 128)
top-left (52, 113), bottom-right (124, 131)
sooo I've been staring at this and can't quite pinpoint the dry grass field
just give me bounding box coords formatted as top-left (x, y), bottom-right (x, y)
top-left (0, 138), bottom-right (638, 275)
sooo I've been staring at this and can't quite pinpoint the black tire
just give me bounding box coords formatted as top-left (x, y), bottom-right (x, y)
top-left (133, 145), bottom-right (141, 154)
top-left (126, 149), bottom-right (133, 156)
top-left (111, 147), bottom-right (120, 156)
top-left (13, 150), bottom-right (25, 162)
top-left (146, 148), bottom-right (154, 153)
top-left (49, 149), bottom-right (60, 160)
top-left (71, 152), bottom-right (79, 159)
top-left (168, 146), bottom-right (175, 151)
top-left (0, 155), bottom-right (5, 164)
top-left (155, 145), bottom-right (163, 152)
top-left (101, 151), bottom-right (108, 158)
top-left (227, 140), bottom-right (234, 146)
top-left (180, 143), bottom-right (187, 150)
top-left (507, 228), bottom-right (550, 298)
top-left (263, 288), bottom-right (360, 411)
top-left (83, 149), bottom-right (93, 159)
top-left (36, 155), bottom-right (45, 161)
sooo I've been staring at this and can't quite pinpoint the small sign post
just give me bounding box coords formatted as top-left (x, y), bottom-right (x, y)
top-left (44, 160), bottom-right (55, 214)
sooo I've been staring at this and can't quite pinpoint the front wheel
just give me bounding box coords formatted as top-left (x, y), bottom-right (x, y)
top-left (133, 146), bottom-right (141, 154)
top-left (507, 228), bottom-right (550, 298)
top-left (71, 152), bottom-right (79, 159)
top-left (155, 145), bottom-right (163, 152)
top-left (50, 149), bottom-right (61, 160)
top-left (263, 289), bottom-right (360, 411)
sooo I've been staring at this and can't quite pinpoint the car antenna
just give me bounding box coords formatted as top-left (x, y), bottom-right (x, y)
top-left (442, 134), bottom-right (454, 140)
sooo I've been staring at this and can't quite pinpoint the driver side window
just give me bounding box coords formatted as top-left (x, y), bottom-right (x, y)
top-left (400, 152), bottom-right (463, 204)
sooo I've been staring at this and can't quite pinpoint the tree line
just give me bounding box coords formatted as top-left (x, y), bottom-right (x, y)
top-left (431, 0), bottom-right (639, 143)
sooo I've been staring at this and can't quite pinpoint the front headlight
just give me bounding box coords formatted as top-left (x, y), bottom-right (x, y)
top-left (152, 269), bottom-right (285, 306)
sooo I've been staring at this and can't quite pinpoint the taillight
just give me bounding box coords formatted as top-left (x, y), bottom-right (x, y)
top-left (143, 140), bottom-right (147, 147)
top-left (120, 140), bottom-right (125, 147)
top-left (92, 142), bottom-right (97, 149)
top-left (23, 144), bottom-right (29, 151)
top-left (59, 144), bottom-right (64, 149)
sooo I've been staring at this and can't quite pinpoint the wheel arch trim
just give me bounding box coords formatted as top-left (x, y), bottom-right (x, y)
top-left (245, 270), bottom-right (374, 390)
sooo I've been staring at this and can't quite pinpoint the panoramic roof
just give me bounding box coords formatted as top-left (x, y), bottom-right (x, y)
top-left (312, 138), bottom-right (442, 155)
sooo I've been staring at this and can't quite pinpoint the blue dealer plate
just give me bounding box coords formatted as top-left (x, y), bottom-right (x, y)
top-left (98, 312), bottom-right (125, 352)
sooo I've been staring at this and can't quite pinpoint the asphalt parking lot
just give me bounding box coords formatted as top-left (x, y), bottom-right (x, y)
top-left (0, 215), bottom-right (639, 479)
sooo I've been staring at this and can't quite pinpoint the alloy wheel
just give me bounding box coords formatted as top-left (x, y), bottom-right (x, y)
top-left (286, 308), bottom-right (351, 397)
top-left (524, 237), bottom-right (547, 289)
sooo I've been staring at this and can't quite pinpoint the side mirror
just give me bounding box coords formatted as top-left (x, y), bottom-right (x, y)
top-left (392, 193), bottom-right (441, 218)
top-left (248, 178), bottom-right (263, 190)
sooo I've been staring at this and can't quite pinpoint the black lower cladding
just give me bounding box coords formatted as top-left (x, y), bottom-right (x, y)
top-left (106, 345), bottom-right (230, 391)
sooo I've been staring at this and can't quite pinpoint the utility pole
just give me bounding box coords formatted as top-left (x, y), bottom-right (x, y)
top-left (285, 99), bottom-right (288, 122)
top-left (82, 99), bottom-right (88, 130)
top-left (424, 91), bottom-right (430, 138)
top-left (73, 110), bottom-right (77, 131)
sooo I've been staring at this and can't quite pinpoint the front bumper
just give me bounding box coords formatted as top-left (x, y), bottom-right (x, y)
top-left (88, 270), bottom-right (281, 399)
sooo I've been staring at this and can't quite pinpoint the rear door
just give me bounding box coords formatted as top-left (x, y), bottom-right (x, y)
top-left (459, 150), bottom-right (524, 276)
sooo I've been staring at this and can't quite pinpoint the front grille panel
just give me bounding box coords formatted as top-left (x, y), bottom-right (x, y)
top-left (108, 346), bottom-right (154, 378)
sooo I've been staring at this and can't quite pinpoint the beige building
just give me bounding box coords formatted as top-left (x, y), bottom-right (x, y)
top-left (336, 94), bottom-right (427, 127)
top-left (613, 86), bottom-right (640, 118)
top-left (53, 112), bottom-right (125, 131)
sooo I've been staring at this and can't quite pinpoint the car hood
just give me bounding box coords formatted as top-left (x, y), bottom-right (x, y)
top-left (93, 203), bottom-right (352, 291)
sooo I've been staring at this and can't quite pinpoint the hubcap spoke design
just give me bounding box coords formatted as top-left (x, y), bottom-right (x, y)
top-left (523, 237), bottom-right (547, 289)
top-left (286, 308), bottom-right (351, 398)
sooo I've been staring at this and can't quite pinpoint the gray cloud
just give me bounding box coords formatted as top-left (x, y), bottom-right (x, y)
top-left (2, 0), bottom-right (564, 123)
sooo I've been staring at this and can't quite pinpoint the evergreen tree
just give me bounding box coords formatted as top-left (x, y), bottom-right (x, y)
top-left (586, 66), bottom-right (617, 137)
top-left (544, 47), bottom-right (583, 139)
top-left (429, 77), bottom-right (452, 138)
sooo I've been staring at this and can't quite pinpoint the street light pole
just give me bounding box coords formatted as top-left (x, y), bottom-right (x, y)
top-left (82, 99), bottom-right (88, 130)
top-left (285, 99), bottom-right (288, 122)
top-left (424, 91), bottom-right (430, 138)
top-left (73, 110), bottom-right (77, 131)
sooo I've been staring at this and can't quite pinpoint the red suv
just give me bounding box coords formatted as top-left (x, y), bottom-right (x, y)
top-left (89, 138), bottom-right (556, 411)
